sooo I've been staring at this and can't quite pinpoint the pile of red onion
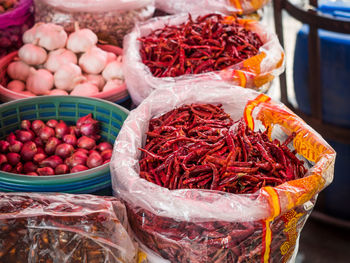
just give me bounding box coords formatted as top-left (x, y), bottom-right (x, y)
top-left (0, 114), bottom-right (113, 176)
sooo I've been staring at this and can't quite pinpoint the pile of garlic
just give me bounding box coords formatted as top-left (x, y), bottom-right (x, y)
top-left (6, 22), bottom-right (124, 97)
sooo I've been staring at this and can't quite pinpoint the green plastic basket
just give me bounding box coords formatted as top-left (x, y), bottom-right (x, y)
top-left (0, 96), bottom-right (129, 194)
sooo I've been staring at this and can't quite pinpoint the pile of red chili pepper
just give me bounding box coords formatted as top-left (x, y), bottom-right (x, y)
top-left (139, 103), bottom-right (307, 194)
top-left (139, 13), bottom-right (263, 78)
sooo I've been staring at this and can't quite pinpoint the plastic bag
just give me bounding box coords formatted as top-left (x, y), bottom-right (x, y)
top-left (0, 0), bottom-right (34, 57)
top-left (0, 192), bottom-right (137, 263)
top-left (111, 83), bottom-right (336, 262)
top-left (155, 0), bottom-right (270, 16)
top-left (123, 13), bottom-right (285, 105)
top-left (34, 0), bottom-right (155, 47)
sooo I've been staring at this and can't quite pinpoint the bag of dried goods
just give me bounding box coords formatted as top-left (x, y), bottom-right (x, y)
top-left (111, 83), bottom-right (336, 262)
top-left (0, 0), bottom-right (34, 57)
top-left (0, 192), bottom-right (137, 262)
top-left (123, 13), bottom-right (284, 105)
top-left (155, 0), bottom-right (270, 16)
top-left (33, 0), bottom-right (155, 47)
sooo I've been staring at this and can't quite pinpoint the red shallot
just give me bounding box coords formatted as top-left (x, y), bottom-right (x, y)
top-left (37, 167), bottom-right (55, 176)
top-left (71, 165), bottom-right (88, 173)
top-left (8, 140), bottom-right (23, 153)
top-left (20, 141), bottom-right (37, 161)
top-left (55, 143), bottom-right (74, 159)
top-left (55, 164), bottom-right (69, 175)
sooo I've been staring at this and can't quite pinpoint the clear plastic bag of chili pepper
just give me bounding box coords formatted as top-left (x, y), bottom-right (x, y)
top-left (123, 12), bottom-right (284, 105)
top-left (0, 192), bottom-right (138, 263)
top-left (155, 0), bottom-right (270, 16)
top-left (110, 83), bottom-right (336, 263)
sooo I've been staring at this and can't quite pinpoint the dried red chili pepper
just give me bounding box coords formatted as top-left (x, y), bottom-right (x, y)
top-left (139, 14), bottom-right (263, 78)
top-left (139, 103), bottom-right (307, 194)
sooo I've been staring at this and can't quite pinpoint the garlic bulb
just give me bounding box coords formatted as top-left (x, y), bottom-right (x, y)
top-left (7, 61), bottom-right (30, 81)
top-left (79, 46), bottom-right (108, 74)
top-left (7, 80), bottom-right (25, 92)
top-left (102, 79), bottom-right (124, 92)
top-left (102, 60), bottom-right (124, 81)
top-left (54, 63), bottom-right (84, 91)
top-left (106, 52), bottom-right (117, 64)
top-left (44, 49), bottom-right (78, 72)
top-left (35, 23), bottom-right (68, 51)
top-left (18, 44), bottom-right (47, 66)
top-left (49, 89), bottom-right (69, 95)
top-left (22, 23), bottom-right (44, 44)
top-left (67, 23), bottom-right (98, 53)
top-left (85, 74), bottom-right (106, 91)
top-left (26, 68), bottom-right (54, 95)
top-left (70, 82), bottom-right (99, 96)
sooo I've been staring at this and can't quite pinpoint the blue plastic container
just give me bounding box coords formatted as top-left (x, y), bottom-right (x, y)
top-left (293, 0), bottom-right (350, 220)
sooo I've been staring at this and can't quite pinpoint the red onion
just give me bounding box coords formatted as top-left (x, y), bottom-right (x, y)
top-left (77, 114), bottom-right (100, 140)
top-left (32, 120), bottom-right (45, 135)
top-left (55, 120), bottom-right (69, 139)
top-left (62, 134), bottom-right (77, 146)
top-left (13, 162), bottom-right (23, 174)
top-left (15, 130), bottom-right (34, 143)
top-left (71, 165), bottom-right (88, 173)
top-left (33, 153), bottom-right (47, 163)
top-left (0, 140), bottom-right (10, 153)
top-left (55, 143), bottom-right (74, 159)
top-left (34, 137), bottom-right (44, 147)
top-left (77, 136), bottom-right (96, 150)
top-left (75, 148), bottom-right (89, 155)
top-left (1, 163), bottom-right (12, 172)
top-left (6, 133), bottom-right (16, 144)
top-left (45, 137), bottom-right (61, 155)
top-left (38, 126), bottom-right (55, 142)
top-left (0, 154), bottom-right (7, 165)
top-left (65, 151), bottom-right (87, 168)
top-left (97, 142), bottom-right (113, 152)
top-left (46, 119), bottom-right (58, 128)
top-left (55, 164), bottom-right (69, 175)
top-left (69, 126), bottom-right (80, 136)
top-left (88, 150), bottom-right (99, 156)
top-left (36, 147), bottom-right (45, 154)
top-left (23, 161), bottom-right (38, 173)
top-left (20, 120), bottom-right (31, 130)
top-left (40, 155), bottom-right (63, 169)
top-left (87, 152), bottom-right (103, 169)
top-left (101, 149), bottom-right (113, 160)
top-left (26, 172), bottom-right (38, 176)
top-left (21, 141), bottom-right (37, 161)
top-left (37, 167), bottom-right (55, 176)
top-left (6, 152), bottom-right (20, 166)
top-left (9, 140), bottom-right (23, 153)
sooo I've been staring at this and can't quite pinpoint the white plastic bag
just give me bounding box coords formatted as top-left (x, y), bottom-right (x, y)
top-left (155, 0), bottom-right (270, 15)
top-left (111, 83), bottom-right (335, 262)
top-left (0, 193), bottom-right (137, 262)
top-left (34, 0), bottom-right (155, 47)
top-left (123, 13), bottom-right (285, 105)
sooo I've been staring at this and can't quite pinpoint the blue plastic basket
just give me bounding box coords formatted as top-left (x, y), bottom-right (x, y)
top-left (0, 95), bottom-right (129, 195)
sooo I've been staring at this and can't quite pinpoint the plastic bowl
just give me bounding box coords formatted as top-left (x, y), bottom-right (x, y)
top-left (0, 95), bottom-right (129, 194)
top-left (0, 45), bottom-right (130, 105)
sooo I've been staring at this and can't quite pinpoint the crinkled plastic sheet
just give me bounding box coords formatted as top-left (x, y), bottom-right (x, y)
top-left (155, 0), bottom-right (270, 16)
top-left (34, 0), bottom-right (155, 47)
top-left (0, 193), bottom-right (137, 263)
top-left (111, 83), bottom-right (336, 262)
top-left (123, 12), bottom-right (285, 105)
